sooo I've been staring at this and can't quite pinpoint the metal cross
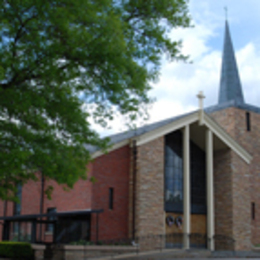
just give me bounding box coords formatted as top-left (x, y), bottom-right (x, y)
top-left (224, 6), bottom-right (228, 20)
top-left (197, 91), bottom-right (205, 110)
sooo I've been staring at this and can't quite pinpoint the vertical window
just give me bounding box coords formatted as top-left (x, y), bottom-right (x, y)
top-left (164, 131), bottom-right (206, 214)
top-left (190, 141), bottom-right (206, 214)
top-left (164, 130), bottom-right (183, 212)
top-left (13, 183), bottom-right (22, 216)
top-left (252, 202), bottom-right (255, 220)
top-left (109, 188), bottom-right (114, 210)
top-left (13, 184), bottom-right (22, 234)
top-left (46, 208), bottom-right (56, 232)
top-left (246, 112), bottom-right (251, 131)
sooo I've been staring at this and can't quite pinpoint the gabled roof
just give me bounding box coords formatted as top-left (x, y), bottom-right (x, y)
top-left (219, 20), bottom-right (244, 105)
top-left (89, 21), bottom-right (255, 164)
top-left (86, 111), bottom-right (194, 154)
top-left (90, 110), bottom-right (252, 164)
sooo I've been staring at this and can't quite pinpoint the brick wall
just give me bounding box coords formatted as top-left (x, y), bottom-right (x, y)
top-left (0, 146), bottom-right (130, 243)
top-left (214, 149), bottom-right (233, 239)
top-left (0, 166), bottom-right (93, 215)
top-left (231, 151), bottom-right (251, 250)
top-left (90, 145), bottom-right (130, 241)
top-left (210, 107), bottom-right (260, 249)
top-left (135, 137), bottom-right (164, 237)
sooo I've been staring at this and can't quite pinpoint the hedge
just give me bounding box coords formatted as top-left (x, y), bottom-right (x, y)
top-left (0, 241), bottom-right (33, 259)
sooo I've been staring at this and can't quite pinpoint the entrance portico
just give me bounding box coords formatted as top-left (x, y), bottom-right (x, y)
top-left (134, 109), bottom-right (251, 251)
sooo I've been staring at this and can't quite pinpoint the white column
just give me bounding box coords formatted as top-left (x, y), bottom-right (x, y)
top-left (206, 129), bottom-right (215, 251)
top-left (183, 125), bottom-right (190, 249)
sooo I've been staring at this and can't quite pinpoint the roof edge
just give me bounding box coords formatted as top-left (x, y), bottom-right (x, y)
top-left (205, 101), bottom-right (260, 115)
top-left (136, 111), bottom-right (198, 146)
top-left (204, 113), bottom-right (252, 164)
top-left (91, 111), bottom-right (252, 164)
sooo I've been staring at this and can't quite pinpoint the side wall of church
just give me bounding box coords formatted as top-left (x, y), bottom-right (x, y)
top-left (0, 169), bottom-right (94, 242)
top-left (0, 145), bottom-right (131, 243)
top-left (91, 145), bottom-right (131, 241)
top-left (211, 107), bottom-right (260, 249)
top-left (135, 137), bottom-right (165, 237)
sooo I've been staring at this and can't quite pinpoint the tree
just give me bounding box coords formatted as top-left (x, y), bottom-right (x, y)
top-left (0, 0), bottom-right (191, 199)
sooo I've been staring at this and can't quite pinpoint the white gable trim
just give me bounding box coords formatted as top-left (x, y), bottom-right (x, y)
top-left (135, 111), bottom-right (251, 164)
top-left (203, 115), bottom-right (252, 164)
top-left (91, 111), bottom-right (252, 164)
top-left (135, 112), bottom-right (198, 146)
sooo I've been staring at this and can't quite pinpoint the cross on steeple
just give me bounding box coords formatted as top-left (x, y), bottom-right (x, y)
top-left (197, 91), bottom-right (205, 126)
top-left (224, 6), bottom-right (228, 20)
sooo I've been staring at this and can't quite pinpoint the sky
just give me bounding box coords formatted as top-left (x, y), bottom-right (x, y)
top-left (94, 0), bottom-right (260, 136)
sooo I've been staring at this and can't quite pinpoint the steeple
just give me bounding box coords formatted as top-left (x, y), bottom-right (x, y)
top-left (218, 20), bottom-right (245, 104)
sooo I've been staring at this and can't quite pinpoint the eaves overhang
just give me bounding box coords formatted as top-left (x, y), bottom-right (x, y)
top-left (135, 112), bottom-right (198, 146)
top-left (203, 113), bottom-right (252, 164)
top-left (91, 111), bottom-right (252, 164)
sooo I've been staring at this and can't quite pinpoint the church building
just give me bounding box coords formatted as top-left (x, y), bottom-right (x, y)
top-left (0, 21), bottom-right (259, 252)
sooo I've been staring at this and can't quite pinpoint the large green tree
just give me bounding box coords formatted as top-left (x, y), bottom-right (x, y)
top-left (0, 0), bottom-right (191, 199)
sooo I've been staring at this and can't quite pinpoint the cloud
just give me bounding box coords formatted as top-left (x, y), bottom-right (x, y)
top-left (237, 43), bottom-right (260, 105)
top-left (89, 0), bottom-right (260, 137)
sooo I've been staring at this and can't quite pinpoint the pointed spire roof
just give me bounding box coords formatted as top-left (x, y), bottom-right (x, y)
top-left (218, 20), bottom-right (245, 104)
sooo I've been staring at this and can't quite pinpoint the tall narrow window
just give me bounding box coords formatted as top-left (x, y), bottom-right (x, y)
top-left (246, 112), bottom-right (251, 131)
top-left (164, 131), bottom-right (206, 214)
top-left (13, 184), bottom-right (22, 216)
top-left (46, 207), bottom-right (56, 232)
top-left (164, 131), bottom-right (183, 212)
top-left (13, 184), bottom-right (22, 234)
top-left (109, 188), bottom-right (114, 210)
top-left (252, 202), bottom-right (255, 220)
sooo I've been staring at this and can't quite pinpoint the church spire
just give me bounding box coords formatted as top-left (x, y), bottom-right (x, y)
top-left (218, 20), bottom-right (245, 104)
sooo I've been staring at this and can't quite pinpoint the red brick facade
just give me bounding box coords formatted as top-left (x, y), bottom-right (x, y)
top-left (0, 145), bottom-right (130, 242)
top-left (0, 106), bottom-right (259, 251)
top-left (90, 145), bottom-right (130, 241)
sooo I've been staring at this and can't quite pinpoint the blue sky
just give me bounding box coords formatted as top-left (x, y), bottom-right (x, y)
top-left (190, 0), bottom-right (260, 50)
top-left (94, 0), bottom-right (260, 136)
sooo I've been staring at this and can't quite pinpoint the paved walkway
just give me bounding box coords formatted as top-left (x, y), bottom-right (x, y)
top-left (89, 248), bottom-right (260, 260)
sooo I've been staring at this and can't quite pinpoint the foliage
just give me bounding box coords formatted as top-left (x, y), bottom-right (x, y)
top-left (70, 239), bottom-right (95, 245)
top-left (0, 241), bottom-right (33, 259)
top-left (0, 0), bottom-right (191, 198)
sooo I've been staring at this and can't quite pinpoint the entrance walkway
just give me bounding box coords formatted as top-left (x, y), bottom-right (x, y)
top-left (88, 249), bottom-right (260, 260)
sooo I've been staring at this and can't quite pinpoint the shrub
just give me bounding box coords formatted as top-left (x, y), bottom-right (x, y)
top-left (0, 241), bottom-right (33, 259)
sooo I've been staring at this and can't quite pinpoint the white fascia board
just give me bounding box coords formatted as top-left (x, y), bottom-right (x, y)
top-left (91, 111), bottom-right (252, 164)
top-left (91, 140), bottom-right (129, 159)
top-left (90, 111), bottom-right (199, 159)
top-left (204, 114), bottom-right (252, 164)
top-left (136, 112), bottom-right (199, 146)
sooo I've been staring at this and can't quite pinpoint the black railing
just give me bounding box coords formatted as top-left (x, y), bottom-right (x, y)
top-left (3, 222), bottom-right (235, 255)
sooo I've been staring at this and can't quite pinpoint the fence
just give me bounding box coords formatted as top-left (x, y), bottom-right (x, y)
top-left (60, 232), bottom-right (234, 254)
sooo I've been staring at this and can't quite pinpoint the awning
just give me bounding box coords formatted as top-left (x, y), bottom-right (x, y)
top-left (0, 209), bottom-right (103, 221)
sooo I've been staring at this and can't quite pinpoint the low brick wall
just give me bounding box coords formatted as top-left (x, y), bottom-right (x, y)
top-left (32, 244), bottom-right (46, 260)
